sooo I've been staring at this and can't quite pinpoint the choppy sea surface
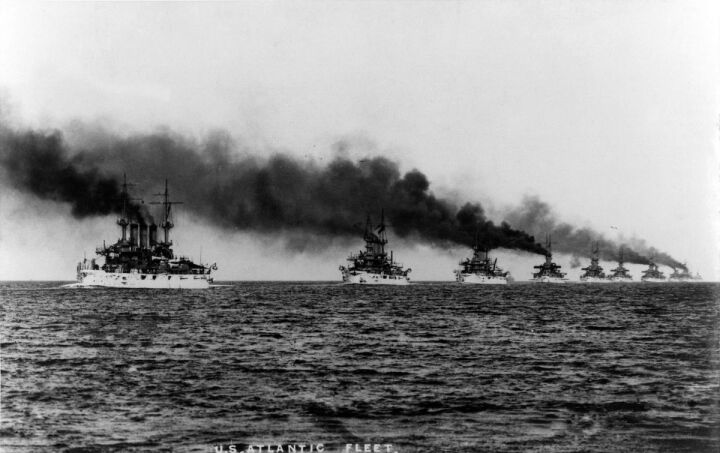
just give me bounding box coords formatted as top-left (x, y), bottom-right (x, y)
top-left (1, 282), bottom-right (718, 453)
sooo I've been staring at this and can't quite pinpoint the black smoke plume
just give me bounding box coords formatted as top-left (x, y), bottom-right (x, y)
top-left (0, 124), bottom-right (546, 254)
top-left (504, 196), bottom-right (686, 270)
top-left (0, 128), bottom-right (153, 223)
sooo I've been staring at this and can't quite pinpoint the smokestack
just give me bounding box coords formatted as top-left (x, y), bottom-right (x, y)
top-left (140, 224), bottom-right (148, 249)
top-left (130, 223), bottom-right (139, 247)
top-left (149, 224), bottom-right (158, 247)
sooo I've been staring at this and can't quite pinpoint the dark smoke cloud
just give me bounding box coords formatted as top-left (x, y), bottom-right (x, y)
top-left (0, 124), bottom-right (546, 254)
top-left (0, 127), bottom-right (152, 223)
top-left (504, 196), bottom-right (686, 269)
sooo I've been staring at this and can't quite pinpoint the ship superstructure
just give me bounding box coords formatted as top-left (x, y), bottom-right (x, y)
top-left (531, 236), bottom-right (568, 283)
top-left (641, 259), bottom-right (666, 283)
top-left (339, 211), bottom-right (411, 285)
top-left (579, 242), bottom-right (609, 283)
top-left (668, 264), bottom-right (700, 282)
top-left (668, 268), bottom-right (687, 282)
top-left (454, 234), bottom-right (508, 284)
top-left (607, 248), bottom-right (633, 282)
top-left (74, 177), bottom-right (216, 288)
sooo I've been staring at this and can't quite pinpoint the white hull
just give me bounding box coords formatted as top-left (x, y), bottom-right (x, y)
top-left (641, 278), bottom-right (667, 283)
top-left (456, 272), bottom-right (507, 285)
top-left (76, 269), bottom-right (212, 289)
top-left (579, 277), bottom-right (612, 283)
top-left (531, 276), bottom-right (568, 284)
top-left (341, 270), bottom-right (410, 285)
top-left (607, 277), bottom-right (633, 282)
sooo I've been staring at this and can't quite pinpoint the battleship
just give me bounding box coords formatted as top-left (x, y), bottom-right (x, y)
top-left (454, 234), bottom-right (508, 284)
top-left (339, 211), bottom-right (411, 285)
top-left (640, 259), bottom-right (666, 283)
top-left (579, 242), bottom-right (610, 283)
top-left (531, 237), bottom-right (568, 283)
top-left (73, 177), bottom-right (216, 289)
top-left (607, 247), bottom-right (633, 282)
top-left (668, 265), bottom-right (702, 283)
top-left (668, 267), bottom-right (688, 282)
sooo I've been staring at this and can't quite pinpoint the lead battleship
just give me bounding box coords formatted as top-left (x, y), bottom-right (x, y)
top-left (455, 235), bottom-right (508, 284)
top-left (579, 242), bottom-right (610, 283)
top-left (339, 211), bottom-right (411, 285)
top-left (607, 248), bottom-right (633, 282)
top-left (531, 237), bottom-right (568, 283)
top-left (74, 178), bottom-right (216, 289)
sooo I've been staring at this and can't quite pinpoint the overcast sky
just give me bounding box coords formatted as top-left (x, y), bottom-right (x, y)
top-left (0, 1), bottom-right (718, 281)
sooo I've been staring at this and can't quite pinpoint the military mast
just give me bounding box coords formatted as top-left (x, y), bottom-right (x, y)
top-left (363, 209), bottom-right (387, 257)
top-left (150, 180), bottom-right (183, 257)
top-left (116, 174), bottom-right (144, 243)
top-left (377, 209), bottom-right (387, 248)
top-left (542, 234), bottom-right (553, 267)
top-left (117, 174), bottom-right (129, 243)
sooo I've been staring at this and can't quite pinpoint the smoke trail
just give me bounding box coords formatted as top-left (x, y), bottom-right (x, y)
top-left (0, 125), bottom-right (545, 254)
top-left (0, 128), bottom-right (153, 223)
top-left (504, 195), bottom-right (686, 269)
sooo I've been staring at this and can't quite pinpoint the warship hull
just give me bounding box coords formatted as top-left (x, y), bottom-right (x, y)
top-left (455, 272), bottom-right (507, 285)
top-left (641, 278), bottom-right (667, 283)
top-left (341, 270), bottom-right (410, 285)
top-left (579, 276), bottom-right (612, 283)
top-left (607, 276), bottom-right (633, 282)
top-left (72, 178), bottom-right (215, 290)
top-left (76, 269), bottom-right (212, 289)
top-left (531, 276), bottom-right (568, 284)
top-left (668, 278), bottom-right (701, 283)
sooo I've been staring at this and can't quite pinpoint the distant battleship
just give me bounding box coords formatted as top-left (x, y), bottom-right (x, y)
top-left (668, 267), bottom-right (687, 282)
top-left (531, 237), bottom-right (568, 283)
top-left (74, 177), bottom-right (216, 289)
top-left (607, 248), bottom-right (633, 282)
top-left (641, 259), bottom-right (666, 282)
top-left (455, 236), bottom-right (508, 284)
top-left (668, 265), bottom-right (702, 283)
top-left (339, 211), bottom-right (411, 285)
top-left (579, 242), bottom-right (610, 283)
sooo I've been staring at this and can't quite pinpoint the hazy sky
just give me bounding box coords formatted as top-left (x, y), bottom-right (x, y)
top-left (0, 1), bottom-right (718, 280)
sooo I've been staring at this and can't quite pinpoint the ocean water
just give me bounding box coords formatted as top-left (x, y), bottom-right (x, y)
top-left (1, 282), bottom-right (718, 453)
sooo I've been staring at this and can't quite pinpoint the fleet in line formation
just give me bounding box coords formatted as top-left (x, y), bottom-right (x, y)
top-left (71, 180), bottom-right (702, 288)
top-left (339, 213), bottom-right (702, 285)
